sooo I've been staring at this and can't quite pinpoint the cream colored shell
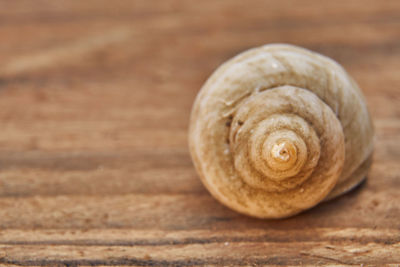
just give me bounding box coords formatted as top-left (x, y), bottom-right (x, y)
top-left (189, 44), bottom-right (374, 219)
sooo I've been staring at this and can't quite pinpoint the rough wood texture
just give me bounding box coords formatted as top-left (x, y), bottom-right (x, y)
top-left (0, 0), bottom-right (399, 266)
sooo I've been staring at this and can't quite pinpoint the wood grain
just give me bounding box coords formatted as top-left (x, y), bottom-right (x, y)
top-left (0, 0), bottom-right (399, 265)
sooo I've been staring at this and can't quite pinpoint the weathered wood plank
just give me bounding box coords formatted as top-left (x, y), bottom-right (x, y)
top-left (0, 234), bottom-right (399, 266)
top-left (0, 0), bottom-right (399, 265)
top-left (0, 228), bottom-right (399, 265)
top-left (0, 185), bottom-right (398, 230)
top-left (1, 228), bottom-right (399, 245)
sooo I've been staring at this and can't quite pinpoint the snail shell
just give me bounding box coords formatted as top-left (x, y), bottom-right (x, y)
top-left (189, 44), bottom-right (374, 218)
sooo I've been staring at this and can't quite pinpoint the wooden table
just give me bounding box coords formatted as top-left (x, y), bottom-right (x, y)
top-left (0, 1), bottom-right (399, 265)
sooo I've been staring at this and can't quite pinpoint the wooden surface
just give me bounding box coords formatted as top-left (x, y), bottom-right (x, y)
top-left (0, 1), bottom-right (399, 266)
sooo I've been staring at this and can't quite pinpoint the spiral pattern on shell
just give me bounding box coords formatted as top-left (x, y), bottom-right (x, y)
top-left (189, 44), bottom-right (374, 218)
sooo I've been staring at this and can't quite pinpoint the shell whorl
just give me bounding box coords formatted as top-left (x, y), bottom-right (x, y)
top-left (189, 44), bottom-right (374, 218)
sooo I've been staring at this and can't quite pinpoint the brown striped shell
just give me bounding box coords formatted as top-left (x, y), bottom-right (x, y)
top-left (189, 44), bottom-right (374, 218)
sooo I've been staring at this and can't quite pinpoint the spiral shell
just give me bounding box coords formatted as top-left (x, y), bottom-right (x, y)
top-left (189, 44), bottom-right (374, 218)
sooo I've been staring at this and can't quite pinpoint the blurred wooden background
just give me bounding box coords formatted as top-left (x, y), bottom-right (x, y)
top-left (0, 0), bottom-right (399, 265)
